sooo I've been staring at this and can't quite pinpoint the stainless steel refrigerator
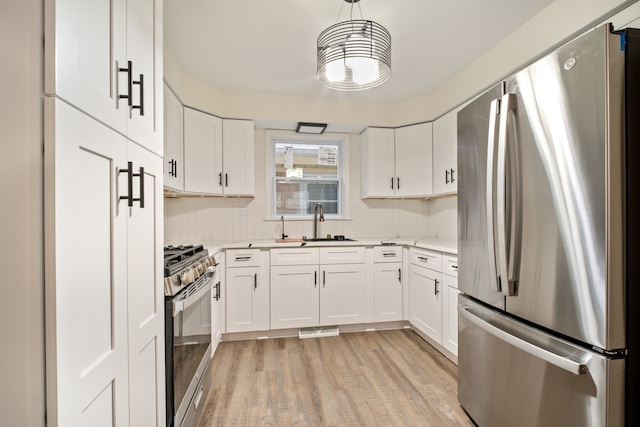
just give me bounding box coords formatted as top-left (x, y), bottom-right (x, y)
top-left (457, 24), bottom-right (640, 427)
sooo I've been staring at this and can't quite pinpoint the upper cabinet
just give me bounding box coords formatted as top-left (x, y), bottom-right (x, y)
top-left (222, 120), bottom-right (255, 196)
top-left (164, 85), bottom-right (183, 192)
top-left (182, 111), bottom-right (254, 196)
top-left (45, 0), bottom-right (163, 155)
top-left (361, 123), bottom-right (433, 198)
top-left (433, 108), bottom-right (459, 196)
top-left (183, 107), bottom-right (223, 195)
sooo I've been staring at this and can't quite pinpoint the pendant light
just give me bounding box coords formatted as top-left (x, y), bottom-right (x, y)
top-left (317, 0), bottom-right (391, 91)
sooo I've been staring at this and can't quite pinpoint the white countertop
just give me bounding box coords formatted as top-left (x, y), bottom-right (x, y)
top-left (201, 236), bottom-right (457, 256)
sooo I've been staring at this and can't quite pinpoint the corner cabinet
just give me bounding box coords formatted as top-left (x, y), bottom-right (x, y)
top-left (361, 123), bottom-right (433, 198)
top-left (181, 110), bottom-right (255, 196)
top-left (45, 0), bottom-right (163, 156)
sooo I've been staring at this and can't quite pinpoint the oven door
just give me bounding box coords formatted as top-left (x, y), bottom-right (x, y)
top-left (166, 267), bottom-right (215, 427)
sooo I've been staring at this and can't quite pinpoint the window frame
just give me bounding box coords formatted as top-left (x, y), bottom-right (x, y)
top-left (265, 130), bottom-right (350, 220)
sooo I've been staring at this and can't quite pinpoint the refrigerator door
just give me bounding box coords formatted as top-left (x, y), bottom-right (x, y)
top-left (458, 294), bottom-right (625, 427)
top-left (498, 26), bottom-right (625, 350)
top-left (457, 84), bottom-right (505, 309)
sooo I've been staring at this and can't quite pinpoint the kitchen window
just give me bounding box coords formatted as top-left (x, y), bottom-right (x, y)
top-left (266, 130), bottom-right (349, 219)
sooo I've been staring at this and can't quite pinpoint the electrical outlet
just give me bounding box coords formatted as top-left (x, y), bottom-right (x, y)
top-left (239, 208), bottom-right (248, 218)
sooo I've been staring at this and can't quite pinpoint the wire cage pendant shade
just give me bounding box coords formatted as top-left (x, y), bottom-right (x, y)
top-left (317, 19), bottom-right (391, 91)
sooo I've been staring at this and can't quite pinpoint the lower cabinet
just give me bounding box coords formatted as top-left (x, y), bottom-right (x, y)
top-left (373, 246), bottom-right (403, 322)
top-left (409, 259), bottom-right (442, 343)
top-left (270, 247), bottom-right (366, 330)
top-left (225, 249), bottom-right (269, 333)
top-left (441, 255), bottom-right (459, 357)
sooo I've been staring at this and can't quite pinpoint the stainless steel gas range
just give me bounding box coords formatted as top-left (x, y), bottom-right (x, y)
top-left (164, 245), bottom-right (220, 427)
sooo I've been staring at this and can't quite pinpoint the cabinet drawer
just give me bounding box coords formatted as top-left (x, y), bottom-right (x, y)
top-left (443, 254), bottom-right (458, 277)
top-left (373, 246), bottom-right (403, 263)
top-left (270, 248), bottom-right (320, 266)
top-left (320, 247), bottom-right (365, 264)
top-left (226, 249), bottom-right (261, 267)
top-left (410, 248), bottom-right (442, 271)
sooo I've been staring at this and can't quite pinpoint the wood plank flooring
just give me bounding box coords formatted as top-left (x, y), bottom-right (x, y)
top-left (197, 329), bottom-right (475, 427)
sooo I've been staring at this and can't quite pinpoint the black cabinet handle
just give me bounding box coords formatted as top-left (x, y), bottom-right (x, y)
top-left (391, 177), bottom-right (394, 190)
top-left (314, 271), bottom-right (317, 288)
top-left (119, 162), bottom-right (144, 208)
top-left (225, 173), bottom-right (229, 187)
top-left (132, 73), bottom-right (144, 116)
top-left (397, 177), bottom-right (400, 189)
top-left (445, 169), bottom-right (450, 184)
top-left (434, 278), bottom-right (439, 296)
top-left (398, 268), bottom-right (402, 283)
top-left (219, 172), bottom-right (223, 187)
top-left (214, 281), bottom-right (221, 300)
top-left (174, 159), bottom-right (178, 178)
top-left (118, 61), bottom-right (133, 107)
top-left (323, 270), bottom-right (326, 287)
top-left (254, 273), bottom-right (257, 290)
top-left (450, 168), bottom-right (455, 183)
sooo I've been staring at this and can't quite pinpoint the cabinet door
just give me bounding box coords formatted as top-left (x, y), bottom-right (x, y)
top-left (271, 265), bottom-right (320, 329)
top-left (125, 141), bottom-right (165, 426)
top-left (409, 264), bottom-right (442, 343)
top-left (395, 123), bottom-right (433, 197)
top-left (433, 109), bottom-right (458, 195)
top-left (226, 267), bottom-right (267, 333)
top-left (442, 274), bottom-right (460, 358)
top-left (45, 0), bottom-right (127, 134)
top-left (211, 255), bottom-right (224, 356)
top-left (183, 108), bottom-right (223, 195)
top-left (163, 85), bottom-right (183, 191)
top-left (45, 98), bottom-right (129, 426)
top-left (373, 263), bottom-right (403, 322)
top-left (124, 0), bottom-right (163, 154)
top-left (361, 127), bottom-right (395, 198)
top-left (320, 264), bottom-right (366, 326)
top-left (222, 119), bottom-right (255, 196)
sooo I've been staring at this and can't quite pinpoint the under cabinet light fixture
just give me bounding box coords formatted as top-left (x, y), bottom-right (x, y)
top-left (296, 122), bottom-right (327, 134)
top-left (317, 0), bottom-right (391, 91)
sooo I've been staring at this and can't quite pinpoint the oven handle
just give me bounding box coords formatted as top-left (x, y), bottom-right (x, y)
top-left (173, 267), bottom-right (217, 317)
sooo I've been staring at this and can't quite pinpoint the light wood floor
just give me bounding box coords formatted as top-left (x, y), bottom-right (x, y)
top-left (196, 328), bottom-right (475, 427)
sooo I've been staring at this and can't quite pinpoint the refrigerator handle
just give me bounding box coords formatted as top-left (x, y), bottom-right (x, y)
top-left (496, 93), bottom-right (520, 296)
top-left (458, 304), bottom-right (591, 375)
top-left (486, 98), bottom-right (501, 292)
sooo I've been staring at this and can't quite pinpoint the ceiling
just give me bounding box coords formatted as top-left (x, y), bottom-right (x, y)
top-left (164, 0), bottom-right (555, 103)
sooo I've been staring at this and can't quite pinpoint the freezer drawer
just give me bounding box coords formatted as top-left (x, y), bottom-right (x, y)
top-left (457, 294), bottom-right (624, 427)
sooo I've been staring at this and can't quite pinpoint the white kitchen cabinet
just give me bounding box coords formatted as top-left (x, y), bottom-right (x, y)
top-left (320, 263), bottom-right (367, 325)
top-left (269, 247), bottom-right (366, 329)
top-left (163, 84), bottom-right (183, 191)
top-left (222, 119), bottom-right (255, 196)
top-left (361, 124), bottom-right (433, 198)
top-left (45, 98), bottom-right (165, 427)
top-left (225, 249), bottom-right (269, 333)
top-left (441, 255), bottom-right (459, 358)
top-left (373, 246), bottom-right (403, 322)
top-left (361, 127), bottom-right (395, 198)
top-left (211, 252), bottom-right (224, 356)
top-left (271, 265), bottom-right (320, 329)
top-left (433, 108), bottom-right (459, 195)
top-left (45, 0), bottom-right (163, 155)
top-left (180, 112), bottom-right (254, 196)
top-left (409, 248), bottom-right (443, 343)
top-left (183, 107), bottom-right (223, 194)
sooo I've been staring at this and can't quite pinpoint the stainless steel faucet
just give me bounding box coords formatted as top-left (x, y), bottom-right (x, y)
top-left (313, 203), bottom-right (325, 239)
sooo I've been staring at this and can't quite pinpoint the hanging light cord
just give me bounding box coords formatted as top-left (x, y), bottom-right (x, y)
top-left (334, 0), bottom-right (365, 24)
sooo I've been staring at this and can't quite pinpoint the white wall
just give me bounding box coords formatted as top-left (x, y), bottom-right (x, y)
top-left (0, 1), bottom-right (45, 426)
